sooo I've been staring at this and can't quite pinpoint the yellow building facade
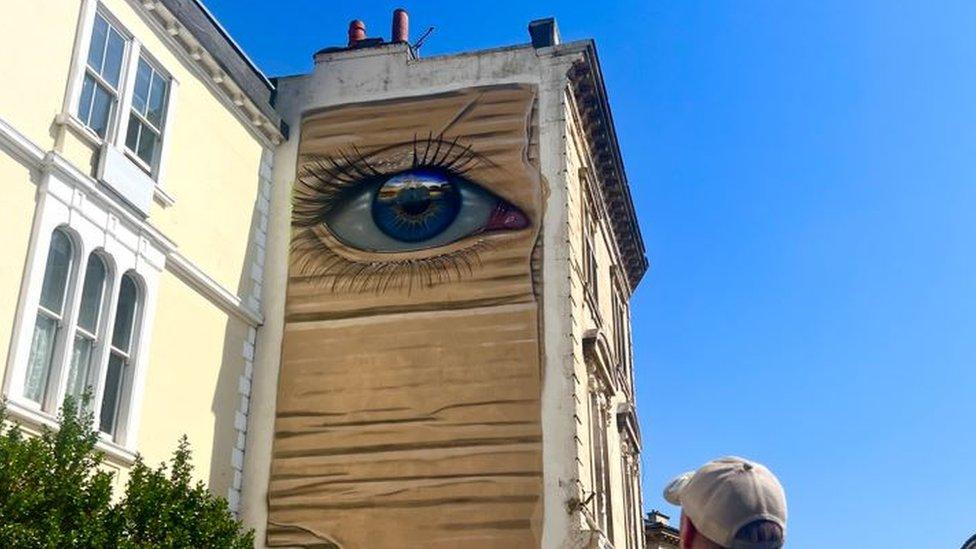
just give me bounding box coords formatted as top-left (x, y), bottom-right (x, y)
top-left (0, 0), bottom-right (282, 510)
top-left (1, 4), bottom-right (647, 548)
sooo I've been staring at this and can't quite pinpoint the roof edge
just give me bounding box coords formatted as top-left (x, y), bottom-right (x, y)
top-left (140, 0), bottom-right (285, 144)
top-left (568, 40), bottom-right (648, 291)
top-left (188, 0), bottom-right (274, 90)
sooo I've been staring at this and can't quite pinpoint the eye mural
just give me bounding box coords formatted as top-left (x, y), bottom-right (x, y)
top-left (292, 136), bottom-right (532, 291)
top-left (270, 84), bottom-right (546, 548)
top-left (296, 136), bottom-right (529, 249)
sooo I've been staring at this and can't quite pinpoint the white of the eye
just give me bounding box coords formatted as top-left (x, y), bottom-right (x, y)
top-left (326, 182), bottom-right (498, 252)
top-left (324, 181), bottom-right (496, 252)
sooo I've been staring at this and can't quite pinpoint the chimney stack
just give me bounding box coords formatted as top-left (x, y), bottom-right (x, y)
top-left (392, 9), bottom-right (409, 43)
top-left (647, 510), bottom-right (671, 526)
top-left (528, 18), bottom-right (560, 49)
top-left (348, 19), bottom-right (366, 46)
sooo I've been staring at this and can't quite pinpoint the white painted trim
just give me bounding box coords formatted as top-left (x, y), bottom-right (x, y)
top-left (188, 0), bottom-right (273, 89)
top-left (3, 398), bottom-right (138, 466)
top-left (153, 185), bottom-right (176, 207)
top-left (89, 265), bottom-right (123, 439)
top-left (47, 228), bottom-right (91, 412)
top-left (118, 267), bottom-right (160, 446)
top-left (82, 6), bottom-right (137, 146)
top-left (225, 148), bottom-right (273, 513)
top-left (114, 36), bottom-right (142, 150)
top-left (154, 77), bottom-right (179, 202)
top-left (166, 252), bottom-right (264, 326)
top-left (0, 114), bottom-right (262, 326)
top-left (124, 40), bottom-right (178, 179)
top-left (122, 0), bottom-right (283, 146)
top-left (55, 112), bottom-right (104, 149)
top-left (1, 116), bottom-right (266, 458)
top-left (61, 3), bottom-right (179, 209)
top-left (0, 111), bottom-right (46, 166)
top-left (2, 169), bottom-right (164, 453)
top-left (3, 186), bottom-right (70, 402)
top-left (61, 0), bottom-right (100, 120)
top-left (540, 61), bottom-right (587, 549)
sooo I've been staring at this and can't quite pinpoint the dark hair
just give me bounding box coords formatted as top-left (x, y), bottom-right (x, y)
top-left (732, 519), bottom-right (784, 547)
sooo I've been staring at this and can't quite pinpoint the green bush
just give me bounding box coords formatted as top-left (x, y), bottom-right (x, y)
top-left (0, 397), bottom-right (254, 548)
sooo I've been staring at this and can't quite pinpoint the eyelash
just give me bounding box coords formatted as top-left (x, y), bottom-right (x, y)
top-left (291, 135), bottom-right (491, 293)
top-left (291, 236), bottom-right (492, 293)
top-left (292, 134), bottom-right (481, 229)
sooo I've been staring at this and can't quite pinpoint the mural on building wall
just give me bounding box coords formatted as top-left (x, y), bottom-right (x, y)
top-left (267, 84), bottom-right (548, 548)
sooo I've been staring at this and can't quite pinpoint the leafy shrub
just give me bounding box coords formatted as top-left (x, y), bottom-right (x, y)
top-left (0, 397), bottom-right (253, 548)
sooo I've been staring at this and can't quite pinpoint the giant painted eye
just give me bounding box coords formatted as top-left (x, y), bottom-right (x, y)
top-left (323, 167), bottom-right (528, 252)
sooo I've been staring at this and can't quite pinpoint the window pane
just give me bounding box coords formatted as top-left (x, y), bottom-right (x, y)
top-left (111, 275), bottom-right (138, 352)
top-left (87, 13), bottom-right (108, 71)
top-left (98, 353), bottom-right (125, 434)
top-left (146, 69), bottom-right (167, 127)
top-left (66, 334), bottom-right (95, 402)
top-left (125, 114), bottom-right (141, 154)
top-left (126, 117), bottom-right (161, 169)
top-left (77, 255), bottom-right (106, 333)
top-left (24, 315), bottom-right (58, 403)
top-left (39, 230), bottom-right (72, 313)
top-left (136, 125), bottom-right (158, 166)
top-left (132, 60), bottom-right (151, 115)
top-left (102, 27), bottom-right (126, 89)
top-left (78, 75), bottom-right (96, 124)
top-left (88, 83), bottom-right (114, 138)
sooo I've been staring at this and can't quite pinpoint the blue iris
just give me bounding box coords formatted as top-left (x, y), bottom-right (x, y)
top-left (371, 169), bottom-right (462, 243)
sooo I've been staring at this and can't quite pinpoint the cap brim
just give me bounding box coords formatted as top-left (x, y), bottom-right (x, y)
top-left (663, 471), bottom-right (694, 506)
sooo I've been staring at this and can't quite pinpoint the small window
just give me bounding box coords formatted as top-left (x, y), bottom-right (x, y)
top-left (78, 12), bottom-right (128, 138)
top-left (585, 237), bottom-right (598, 300)
top-left (124, 57), bottom-right (169, 171)
top-left (24, 229), bottom-right (74, 403)
top-left (65, 254), bottom-right (108, 403)
top-left (589, 390), bottom-right (614, 539)
top-left (583, 219), bottom-right (599, 304)
top-left (99, 273), bottom-right (139, 437)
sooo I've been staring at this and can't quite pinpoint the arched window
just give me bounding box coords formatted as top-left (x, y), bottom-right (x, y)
top-left (65, 253), bottom-right (108, 403)
top-left (99, 272), bottom-right (139, 437)
top-left (24, 229), bottom-right (74, 403)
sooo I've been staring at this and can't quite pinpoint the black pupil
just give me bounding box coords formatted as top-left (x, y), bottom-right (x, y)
top-left (396, 186), bottom-right (432, 217)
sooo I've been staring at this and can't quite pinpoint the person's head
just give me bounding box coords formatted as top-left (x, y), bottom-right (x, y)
top-left (664, 457), bottom-right (787, 549)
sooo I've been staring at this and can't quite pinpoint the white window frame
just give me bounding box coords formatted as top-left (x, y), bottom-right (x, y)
top-left (96, 272), bottom-right (143, 442)
top-left (76, 10), bottom-right (131, 142)
top-left (2, 168), bottom-right (163, 462)
top-left (61, 0), bottom-right (179, 200)
top-left (22, 228), bottom-right (80, 410)
top-left (122, 52), bottom-right (171, 175)
top-left (64, 252), bottom-right (111, 404)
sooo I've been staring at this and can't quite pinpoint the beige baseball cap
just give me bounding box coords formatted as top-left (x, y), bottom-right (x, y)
top-left (664, 456), bottom-right (787, 549)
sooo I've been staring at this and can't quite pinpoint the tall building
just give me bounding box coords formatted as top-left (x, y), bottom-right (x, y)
top-left (244, 16), bottom-right (648, 548)
top-left (645, 511), bottom-right (681, 549)
top-left (0, 0), bottom-right (282, 509)
top-left (1, 3), bottom-right (647, 548)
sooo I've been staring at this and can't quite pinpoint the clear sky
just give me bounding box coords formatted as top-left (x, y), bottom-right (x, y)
top-left (205, 1), bottom-right (976, 546)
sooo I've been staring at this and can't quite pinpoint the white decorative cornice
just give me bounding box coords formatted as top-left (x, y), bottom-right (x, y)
top-left (167, 251), bottom-right (264, 326)
top-left (127, 0), bottom-right (284, 147)
top-left (567, 45), bottom-right (648, 292)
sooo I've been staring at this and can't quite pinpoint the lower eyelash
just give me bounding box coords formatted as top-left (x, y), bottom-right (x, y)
top-left (290, 134), bottom-right (490, 292)
top-left (290, 228), bottom-right (492, 294)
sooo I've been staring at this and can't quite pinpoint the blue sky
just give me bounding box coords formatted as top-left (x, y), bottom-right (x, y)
top-left (206, 1), bottom-right (976, 546)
